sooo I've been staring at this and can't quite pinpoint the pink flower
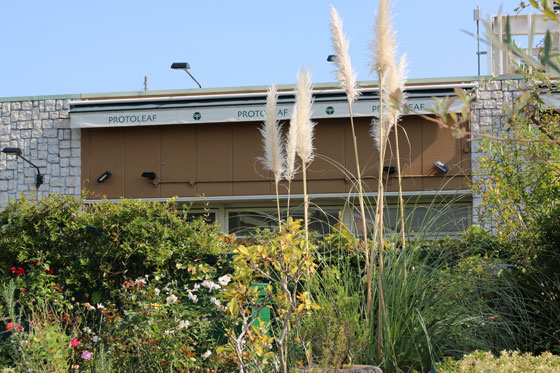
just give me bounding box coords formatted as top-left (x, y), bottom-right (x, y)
top-left (81, 350), bottom-right (92, 360)
top-left (71, 338), bottom-right (79, 347)
top-left (202, 350), bottom-right (212, 359)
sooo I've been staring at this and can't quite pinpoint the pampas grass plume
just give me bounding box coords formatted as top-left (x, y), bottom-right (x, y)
top-left (285, 103), bottom-right (299, 182)
top-left (259, 83), bottom-right (285, 184)
top-left (295, 66), bottom-right (315, 165)
top-left (371, 55), bottom-right (407, 151)
top-left (371, 0), bottom-right (396, 76)
top-left (329, 5), bottom-right (360, 102)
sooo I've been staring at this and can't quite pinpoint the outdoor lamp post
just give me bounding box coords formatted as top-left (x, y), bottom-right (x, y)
top-left (171, 62), bottom-right (202, 88)
top-left (1, 147), bottom-right (44, 189)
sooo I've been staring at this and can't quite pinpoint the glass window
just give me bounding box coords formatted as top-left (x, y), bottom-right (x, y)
top-left (353, 204), bottom-right (470, 238)
top-left (228, 208), bottom-right (341, 237)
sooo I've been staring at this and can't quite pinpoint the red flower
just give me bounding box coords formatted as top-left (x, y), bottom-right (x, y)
top-left (21, 288), bottom-right (27, 293)
top-left (8, 267), bottom-right (16, 273)
top-left (9, 267), bottom-right (25, 276)
top-left (43, 269), bottom-right (54, 274)
top-left (30, 260), bottom-right (38, 266)
top-left (17, 268), bottom-right (25, 276)
top-left (71, 338), bottom-right (79, 347)
top-left (6, 322), bottom-right (22, 331)
top-left (54, 284), bottom-right (62, 292)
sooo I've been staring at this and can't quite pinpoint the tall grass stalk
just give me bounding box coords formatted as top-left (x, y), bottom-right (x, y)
top-left (370, 0), bottom-right (396, 354)
top-left (385, 56), bottom-right (408, 247)
top-left (259, 82), bottom-right (285, 231)
top-left (285, 98), bottom-right (299, 218)
top-left (329, 5), bottom-right (371, 307)
top-left (293, 66), bottom-right (315, 246)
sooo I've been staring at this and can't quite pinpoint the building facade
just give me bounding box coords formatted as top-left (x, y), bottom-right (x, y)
top-left (0, 76), bottom-right (523, 236)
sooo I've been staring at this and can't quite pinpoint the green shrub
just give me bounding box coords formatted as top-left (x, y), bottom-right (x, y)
top-left (0, 194), bottom-right (231, 305)
top-left (436, 350), bottom-right (560, 372)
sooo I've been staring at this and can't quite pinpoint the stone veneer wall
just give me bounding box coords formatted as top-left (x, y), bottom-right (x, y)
top-left (0, 98), bottom-right (80, 208)
top-left (470, 78), bottom-right (525, 226)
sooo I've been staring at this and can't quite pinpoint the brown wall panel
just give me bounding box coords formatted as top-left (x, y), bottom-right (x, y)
top-left (124, 127), bottom-right (161, 198)
top-left (233, 181), bottom-right (270, 196)
top-left (423, 176), bottom-right (466, 191)
top-left (344, 117), bottom-right (379, 180)
top-left (197, 123), bottom-right (232, 182)
top-left (385, 177), bottom-right (423, 192)
top-left (81, 115), bottom-right (470, 200)
top-left (81, 129), bottom-right (90, 194)
top-left (160, 125), bottom-right (197, 198)
top-left (385, 117), bottom-right (423, 177)
top-left (196, 182), bottom-right (232, 197)
top-left (308, 119), bottom-right (346, 180)
top-left (232, 122), bottom-right (269, 183)
top-left (307, 179), bottom-right (346, 194)
top-left (421, 117), bottom-right (462, 176)
top-left (86, 128), bottom-right (125, 199)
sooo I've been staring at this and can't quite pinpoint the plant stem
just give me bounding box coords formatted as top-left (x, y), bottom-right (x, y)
top-left (394, 124), bottom-right (406, 247)
top-left (347, 100), bottom-right (370, 315)
top-left (275, 181), bottom-right (281, 231)
top-left (302, 164), bottom-right (309, 248)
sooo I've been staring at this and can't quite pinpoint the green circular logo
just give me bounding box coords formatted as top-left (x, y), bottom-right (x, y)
top-left (326, 106), bottom-right (335, 115)
top-left (193, 112), bottom-right (202, 120)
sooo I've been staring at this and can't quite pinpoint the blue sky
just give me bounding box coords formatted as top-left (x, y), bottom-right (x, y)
top-left (0, 0), bottom-right (526, 97)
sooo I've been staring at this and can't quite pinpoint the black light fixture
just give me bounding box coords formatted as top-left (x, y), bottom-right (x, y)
top-left (141, 171), bottom-right (157, 180)
top-left (383, 166), bottom-right (397, 175)
top-left (171, 62), bottom-right (202, 88)
top-left (327, 55), bottom-right (336, 62)
top-left (97, 170), bottom-right (112, 183)
top-left (1, 147), bottom-right (43, 189)
top-left (434, 161), bottom-right (449, 173)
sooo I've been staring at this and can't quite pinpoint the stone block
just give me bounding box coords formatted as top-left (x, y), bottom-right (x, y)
top-left (60, 140), bottom-right (70, 149)
top-left (70, 158), bottom-right (80, 167)
top-left (59, 149), bottom-right (71, 158)
top-left (44, 129), bottom-right (57, 138)
top-left (47, 154), bottom-right (59, 163)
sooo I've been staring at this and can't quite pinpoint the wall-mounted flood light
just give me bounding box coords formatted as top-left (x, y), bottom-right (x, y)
top-left (97, 170), bottom-right (112, 183)
top-left (1, 147), bottom-right (43, 189)
top-left (434, 161), bottom-right (449, 173)
top-left (141, 171), bottom-right (157, 180)
top-left (383, 166), bottom-right (397, 175)
top-left (171, 62), bottom-right (202, 89)
top-left (327, 55), bottom-right (336, 62)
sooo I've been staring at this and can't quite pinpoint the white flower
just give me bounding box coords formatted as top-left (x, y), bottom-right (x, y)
top-left (210, 297), bottom-right (222, 307)
top-left (164, 287), bottom-right (171, 293)
top-left (96, 303), bottom-right (105, 310)
top-left (218, 275), bottom-right (231, 286)
top-left (193, 284), bottom-right (201, 291)
top-left (164, 329), bottom-right (174, 335)
top-left (83, 303), bottom-right (96, 311)
top-left (83, 327), bottom-right (92, 334)
top-left (202, 350), bottom-right (212, 359)
top-left (187, 292), bottom-right (198, 303)
top-left (153, 288), bottom-right (160, 296)
top-left (92, 335), bottom-right (101, 343)
top-left (166, 294), bottom-right (178, 305)
top-left (177, 320), bottom-right (190, 330)
top-left (202, 280), bottom-right (220, 290)
top-left (134, 278), bottom-right (146, 285)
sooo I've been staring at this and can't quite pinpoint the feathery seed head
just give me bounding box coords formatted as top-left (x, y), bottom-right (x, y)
top-left (259, 83), bottom-right (285, 184)
top-left (285, 102), bottom-right (299, 181)
top-left (294, 66), bottom-right (315, 165)
top-left (329, 5), bottom-right (360, 102)
top-left (370, 0), bottom-right (396, 77)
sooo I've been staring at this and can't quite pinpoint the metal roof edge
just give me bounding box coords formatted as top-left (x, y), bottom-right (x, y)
top-left (1, 74), bottom-right (526, 103)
